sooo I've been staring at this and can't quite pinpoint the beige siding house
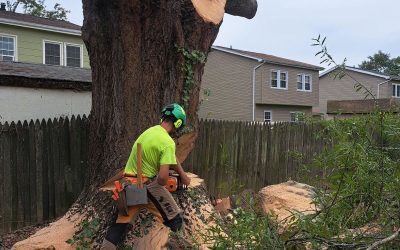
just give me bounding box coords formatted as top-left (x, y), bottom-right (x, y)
top-left (199, 46), bottom-right (323, 122)
top-left (0, 10), bottom-right (92, 123)
top-left (317, 66), bottom-right (400, 119)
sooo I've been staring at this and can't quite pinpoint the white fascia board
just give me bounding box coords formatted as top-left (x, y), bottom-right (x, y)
top-left (0, 18), bottom-right (81, 36)
top-left (320, 66), bottom-right (390, 79)
top-left (212, 46), bottom-right (263, 62)
top-left (345, 67), bottom-right (390, 79)
top-left (319, 66), bottom-right (338, 77)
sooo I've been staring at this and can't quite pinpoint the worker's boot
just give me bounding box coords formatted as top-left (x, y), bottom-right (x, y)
top-left (100, 239), bottom-right (116, 250)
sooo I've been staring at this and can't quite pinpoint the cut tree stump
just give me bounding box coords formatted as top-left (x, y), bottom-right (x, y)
top-left (12, 173), bottom-right (216, 250)
top-left (258, 181), bottom-right (317, 228)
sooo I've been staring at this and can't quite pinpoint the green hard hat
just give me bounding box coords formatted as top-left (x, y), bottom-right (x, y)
top-left (161, 103), bottom-right (187, 129)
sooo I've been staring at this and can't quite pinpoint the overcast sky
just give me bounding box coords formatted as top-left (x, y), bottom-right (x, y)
top-left (47, 0), bottom-right (400, 69)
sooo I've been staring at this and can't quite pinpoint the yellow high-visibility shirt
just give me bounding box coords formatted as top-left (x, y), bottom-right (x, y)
top-left (124, 125), bottom-right (176, 177)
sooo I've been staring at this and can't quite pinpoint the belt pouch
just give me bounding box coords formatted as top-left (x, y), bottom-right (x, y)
top-left (125, 184), bottom-right (148, 206)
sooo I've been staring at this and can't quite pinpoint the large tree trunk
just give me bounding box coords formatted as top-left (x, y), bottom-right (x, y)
top-left (78, 0), bottom-right (257, 208)
top-left (80, 0), bottom-right (221, 192)
top-left (12, 0), bottom-right (257, 249)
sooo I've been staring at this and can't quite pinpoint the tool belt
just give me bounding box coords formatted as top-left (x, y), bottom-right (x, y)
top-left (112, 172), bottom-right (187, 216)
top-left (112, 176), bottom-right (149, 216)
top-left (113, 141), bottom-right (188, 216)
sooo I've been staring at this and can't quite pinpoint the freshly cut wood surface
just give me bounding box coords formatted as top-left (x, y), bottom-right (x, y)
top-left (259, 181), bottom-right (317, 227)
top-left (12, 213), bottom-right (83, 250)
top-left (191, 0), bottom-right (226, 25)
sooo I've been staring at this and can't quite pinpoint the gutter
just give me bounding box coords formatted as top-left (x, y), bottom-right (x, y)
top-left (252, 60), bottom-right (265, 121)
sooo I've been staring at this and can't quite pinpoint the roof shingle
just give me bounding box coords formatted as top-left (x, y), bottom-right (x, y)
top-left (0, 10), bottom-right (81, 31)
top-left (0, 61), bottom-right (91, 82)
top-left (213, 46), bottom-right (323, 71)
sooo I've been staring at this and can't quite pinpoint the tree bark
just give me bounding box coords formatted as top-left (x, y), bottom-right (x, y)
top-left (70, 1), bottom-right (227, 246)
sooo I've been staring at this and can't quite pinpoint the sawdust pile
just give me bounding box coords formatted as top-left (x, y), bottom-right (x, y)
top-left (258, 180), bottom-right (317, 225)
top-left (12, 213), bottom-right (83, 250)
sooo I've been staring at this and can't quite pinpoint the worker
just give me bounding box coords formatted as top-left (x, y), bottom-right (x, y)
top-left (101, 103), bottom-right (191, 250)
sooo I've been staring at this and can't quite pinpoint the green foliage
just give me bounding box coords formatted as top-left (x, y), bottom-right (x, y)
top-left (197, 208), bottom-right (284, 250)
top-left (176, 46), bottom-right (206, 109)
top-left (359, 50), bottom-right (400, 76)
top-left (6, 0), bottom-right (70, 20)
top-left (312, 35), bottom-right (375, 100)
top-left (288, 112), bottom-right (400, 248)
top-left (66, 218), bottom-right (100, 250)
top-left (283, 38), bottom-right (400, 249)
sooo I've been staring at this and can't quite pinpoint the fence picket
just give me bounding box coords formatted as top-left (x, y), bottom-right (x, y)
top-left (35, 120), bottom-right (43, 224)
top-left (22, 121), bottom-right (30, 226)
top-left (28, 121), bottom-right (37, 226)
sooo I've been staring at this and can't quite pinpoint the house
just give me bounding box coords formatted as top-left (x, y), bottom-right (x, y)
top-left (198, 46), bottom-right (323, 122)
top-left (0, 9), bottom-right (89, 67)
top-left (0, 61), bottom-right (91, 123)
top-left (317, 66), bottom-right (400, 119)
top-left (0, 8), bottom-right (92, 123)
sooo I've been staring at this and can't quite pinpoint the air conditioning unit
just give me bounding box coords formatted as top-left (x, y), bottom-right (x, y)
top-left (0, 55), bottom-right (14, 62)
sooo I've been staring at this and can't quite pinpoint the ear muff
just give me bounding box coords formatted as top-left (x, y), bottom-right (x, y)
top-left (174, 119), bottom-right (183, 129)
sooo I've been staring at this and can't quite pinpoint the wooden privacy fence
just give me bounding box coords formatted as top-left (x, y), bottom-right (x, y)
top-left (0, 117), bottom-right (325, 234)
top-left (186, 120), bottom-right (326, 197)
top-left (0, 115), bottom-right (89, 234)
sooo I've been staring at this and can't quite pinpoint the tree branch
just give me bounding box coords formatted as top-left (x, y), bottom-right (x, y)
top-left (225, 0), bottom-right (258, 19)
top-left (366, 229), bottom-right (400, 250)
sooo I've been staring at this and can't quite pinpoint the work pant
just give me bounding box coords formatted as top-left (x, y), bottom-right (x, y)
top-left (101, 179), bottom-right (183, 250)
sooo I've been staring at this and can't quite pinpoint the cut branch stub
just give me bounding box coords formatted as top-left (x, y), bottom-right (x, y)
top-left (191, 0), bottom-right (257, 25)
top-left (191, 0), bottom-right (227, 25)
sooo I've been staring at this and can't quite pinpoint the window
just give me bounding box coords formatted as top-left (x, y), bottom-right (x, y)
top-left (44, 41), bottom-right (62, 65)
top-left (290, 112), bottom-right (305, 123)
top-left (65, 44), bottom-right (81, 67)
top-left (0, 35), bottom-right (16, 61)
top-left (264, 111), bottom-right (272, 122)
top-left (297, 74), bottom-right (312, 91)
top-left (271, 70), bottom-right (288, 89)
top-left (393, 84), bottom-right (400, 98)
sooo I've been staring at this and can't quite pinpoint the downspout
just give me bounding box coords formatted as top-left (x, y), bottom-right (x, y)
top-left (252, 60), bottom-right (265, 121)
top-left (377, 79), bottom-right (391, 99)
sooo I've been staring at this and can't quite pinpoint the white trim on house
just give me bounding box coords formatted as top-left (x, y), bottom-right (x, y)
top-left (0, 18), bottom-right (81, 36)
top-left (64, 42), bottom-right (83, 68)
top-left (212, 46), bottom-right (264, 62)
top-left (297, 73), bottom-right (312, 92)
top-left (264, 110), bottom-right (272, 122)
top-left (393, 83), bottom-right (400, 98)
top-left (0, 32), bottom-right (17, 61)
top-left (43, 39), bottom-right (63, 66)
top-left (320, 66), bottom-right (390, 79)
top-left (270, 69), bottom-right (288, 90)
